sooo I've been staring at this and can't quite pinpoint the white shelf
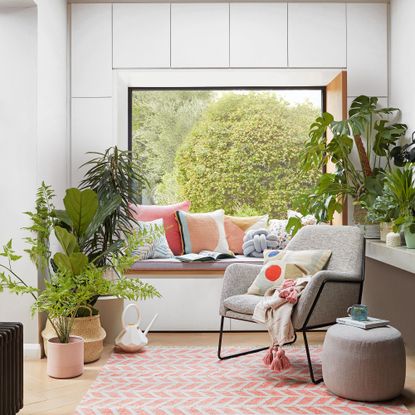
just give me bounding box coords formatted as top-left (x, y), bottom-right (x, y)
top-left (366, 240), bottom-right (415, 274)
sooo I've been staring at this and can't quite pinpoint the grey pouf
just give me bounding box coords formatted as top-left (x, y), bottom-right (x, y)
top-left (322, 324), bottom-right (406, 402)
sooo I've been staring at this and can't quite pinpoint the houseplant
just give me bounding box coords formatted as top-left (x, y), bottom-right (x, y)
top-left (287, 96), bottom-right (407, 236)
top-left (383, 165), bottom-right (415, 248)
top-left (79, 146), bottom-right (147, 267)
top-left (0, 184), bottom-right (160, 377)
top-left (366, 190), bottom-right (400, 241)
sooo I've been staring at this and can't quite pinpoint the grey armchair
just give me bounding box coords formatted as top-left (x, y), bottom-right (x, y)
top-left (218, 225), bottom-right (365, 384)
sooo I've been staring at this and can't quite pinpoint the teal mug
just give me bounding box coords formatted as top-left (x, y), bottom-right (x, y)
top-left (347, 304), bottom-right (368, 321)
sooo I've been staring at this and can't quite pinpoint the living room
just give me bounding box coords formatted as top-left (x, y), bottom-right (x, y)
top-left (1, 0), bottom-right (415, 414)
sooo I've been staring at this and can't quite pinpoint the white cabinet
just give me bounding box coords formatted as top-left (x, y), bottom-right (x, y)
top-left (71, 4), bottom-right (112, 97)
top-left (230, 3), bottom-right (287, 68)
top-left (347, 4), bottom-right (388, 97)
top-left (139, 276), bottom-right (229, 331)
top-left (171, 3), bottom-right (229, 68)
top-left (288, 3), bottom-right (346, 68)
top-left (113, 4), bottom-right (170, 68)
top-left (71, 98), bottom-right (113, 185)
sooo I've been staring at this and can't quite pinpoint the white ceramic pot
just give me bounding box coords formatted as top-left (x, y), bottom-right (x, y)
top-left (47, 336), bottom-right (84, 379)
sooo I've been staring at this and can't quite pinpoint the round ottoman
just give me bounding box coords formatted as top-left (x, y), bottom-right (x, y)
top-left (322, 324), bottom-right (406, 402)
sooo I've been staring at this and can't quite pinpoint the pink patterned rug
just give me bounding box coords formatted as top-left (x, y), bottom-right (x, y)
top-left (75, 346), bottom-right (409, 415)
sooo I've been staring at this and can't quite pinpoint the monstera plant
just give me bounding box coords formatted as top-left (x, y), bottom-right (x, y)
top-left (287, 96), bottom-right (407, 235)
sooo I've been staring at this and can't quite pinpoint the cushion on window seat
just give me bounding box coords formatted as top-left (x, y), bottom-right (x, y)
top-left (129, 255), bottom-right (263, 273)
top-left (223, 294), bottom-right (262, 315)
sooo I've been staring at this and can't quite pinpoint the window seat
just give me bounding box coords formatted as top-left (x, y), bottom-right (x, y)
top-left (127, 255), bottom-right (263, 275)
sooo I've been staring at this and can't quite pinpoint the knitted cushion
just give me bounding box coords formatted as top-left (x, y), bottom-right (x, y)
top-left (242, 229), bottom-right (280, 258)
top-left (224, 214), bottom-right (268, 254)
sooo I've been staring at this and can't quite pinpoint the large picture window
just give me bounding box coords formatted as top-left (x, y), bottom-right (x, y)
top-left (129, 88), bottom-right (323, 219)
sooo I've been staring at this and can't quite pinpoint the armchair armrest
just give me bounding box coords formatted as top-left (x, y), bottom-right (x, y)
top-left (293, 270), bottom-right (362, 329)
top-left (219, 263), bottom-right (262, 316)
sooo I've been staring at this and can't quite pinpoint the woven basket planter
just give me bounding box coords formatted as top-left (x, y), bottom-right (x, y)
top-left (42, 315), bottom-right (106, 363)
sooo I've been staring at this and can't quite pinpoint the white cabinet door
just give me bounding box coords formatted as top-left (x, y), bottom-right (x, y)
top-left (113, 4), bottom-right (170, 68)
top-left (230, 3), bottom-right (287, 68)
top-left (71, 98), bottom-right (113, 186)
top-left (288, 3), bottom-right (346, 68)
top-left (347, 4), bottom-right (388, 97)
top-left (71, 4), bottom-right (112, 97)
top-left (139, 277), bottom-right (229, 331)
top-left (171, 3), bottom-right (229, 68)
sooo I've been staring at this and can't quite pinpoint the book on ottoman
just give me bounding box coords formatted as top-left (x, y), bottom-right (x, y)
top-left (336, 316), bottom-right (390, 330)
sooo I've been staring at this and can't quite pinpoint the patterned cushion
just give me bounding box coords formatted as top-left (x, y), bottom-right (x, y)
top-left (276, 249), bottom-right (332, 275)
top-left (130, 201), bottom-right (191, 255)
top-left (176, 209), bottom-right (229, 254)
top-left (247, 259), bottom-right (306, 296)
top-left (267, 219), bottom-right (291, 250)
top-left (133, 219), bottom-right (173, 259)
top-left (223, 294), bottom-right (262, 315)
top-left (224, 215), bottom-right (268, 254)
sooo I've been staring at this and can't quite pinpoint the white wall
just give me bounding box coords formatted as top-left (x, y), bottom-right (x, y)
top-left (0, 1), bottom-right (68, 351)
top-left (70, 2), bottom-right (390, 184)
top-left (0, 6), bottom-right (39, 345)
top-left (36, 0), bottom-right (68, 202)
top-left (390, 0), bottom-right (415, 136)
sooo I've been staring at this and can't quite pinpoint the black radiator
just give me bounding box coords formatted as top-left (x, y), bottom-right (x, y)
top-left (0, 323), bottom-right (23, 415)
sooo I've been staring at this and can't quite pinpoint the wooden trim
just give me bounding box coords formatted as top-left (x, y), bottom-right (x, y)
top-left (325, 70), bottom-right (348, 225)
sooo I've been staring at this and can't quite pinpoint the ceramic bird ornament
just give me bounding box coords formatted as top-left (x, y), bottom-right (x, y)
top-left (115, 303), bottom-right (158, 352)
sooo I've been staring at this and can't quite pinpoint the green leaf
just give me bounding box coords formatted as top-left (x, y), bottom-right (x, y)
top-left (63, 188), bottom-right (98, 238)
top-left (54, 226), bottom-right (79, 256)
top-left (84, 195), bottom-right (122, 241)
top-left (53, 252), bottom-right (88, 275)
top-left (54, 209), bottom-right (72, 228)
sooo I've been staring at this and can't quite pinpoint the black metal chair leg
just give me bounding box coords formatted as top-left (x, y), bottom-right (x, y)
top-left (302, 331), bottom-right (323, 384)
top-left (217, 316), bottom-right (268, 360)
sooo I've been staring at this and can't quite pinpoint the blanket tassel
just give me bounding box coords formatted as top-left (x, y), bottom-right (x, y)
top-left (263, 346), bottom-right (274, 366)
top-left (270, 347), bottom-right (291, 372)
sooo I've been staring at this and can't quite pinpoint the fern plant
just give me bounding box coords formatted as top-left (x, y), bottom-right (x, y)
top-left (23, 182), bottom-right (55, 275)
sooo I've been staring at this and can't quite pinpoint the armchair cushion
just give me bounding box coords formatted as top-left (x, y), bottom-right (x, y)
top-left (223, 294), bottom-right (262, 315)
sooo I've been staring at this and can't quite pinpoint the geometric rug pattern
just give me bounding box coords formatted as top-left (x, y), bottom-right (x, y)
top-left (75, 346), bottom-right (410, 415)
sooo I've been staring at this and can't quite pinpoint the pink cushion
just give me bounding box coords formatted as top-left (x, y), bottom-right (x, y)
top-left (130, 201), bottom-right (191, 255)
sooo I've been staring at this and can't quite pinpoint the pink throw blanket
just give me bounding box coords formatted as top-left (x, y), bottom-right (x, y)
top-left (252, 277), bottom-right (310, 372)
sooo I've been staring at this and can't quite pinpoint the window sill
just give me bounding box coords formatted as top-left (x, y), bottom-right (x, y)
top-left (366, 240), bottom-right (415, 274)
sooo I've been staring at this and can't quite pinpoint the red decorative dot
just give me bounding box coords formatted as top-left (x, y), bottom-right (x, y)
top-left (265, 265), bottom-right (282, 281)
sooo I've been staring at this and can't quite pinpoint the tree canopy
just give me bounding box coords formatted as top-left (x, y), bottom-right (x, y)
top-left (175, 93), bottom-right (320, 218)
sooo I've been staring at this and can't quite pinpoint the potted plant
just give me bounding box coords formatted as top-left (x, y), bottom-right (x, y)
top-left (287, 96), bottom-right (407, 236)
top-left (382, 165), bottom-right (415, 248)
top-left (366, 191), bottom-right (399, 242)
top-left (0, 184), bottom-right (160, 377)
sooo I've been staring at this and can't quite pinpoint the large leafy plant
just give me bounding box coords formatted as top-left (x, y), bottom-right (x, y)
top-left (0, 185), bottom-right (160, 342)
top-left (79, 146), bottom-right (146, 265)
top-left (287, 96), bottom-right (407, 234)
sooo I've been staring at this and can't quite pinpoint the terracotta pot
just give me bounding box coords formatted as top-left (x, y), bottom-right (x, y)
top-left (47, 336), bottom-right (84, 379)
top-left (42, 315), bottom-right (106, 363)
top-left (380, 222), bottom-right (393, 242)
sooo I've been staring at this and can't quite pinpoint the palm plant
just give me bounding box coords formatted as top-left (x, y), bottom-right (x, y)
top-left (79, 146), bottom-right (147, 265)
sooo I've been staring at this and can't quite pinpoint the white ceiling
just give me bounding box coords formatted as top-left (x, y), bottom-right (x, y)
top-left (0, 0), bottom-right (35, 7)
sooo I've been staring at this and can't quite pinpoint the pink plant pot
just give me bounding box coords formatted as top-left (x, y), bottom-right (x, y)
top-left (47, 336), bottom-right (84, 379)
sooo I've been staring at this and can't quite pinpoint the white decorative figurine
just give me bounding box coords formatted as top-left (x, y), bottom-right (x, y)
top-left (115, 303), bottom-right (158, 352)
